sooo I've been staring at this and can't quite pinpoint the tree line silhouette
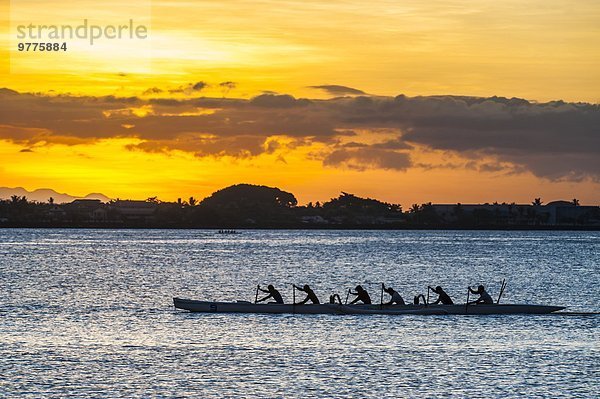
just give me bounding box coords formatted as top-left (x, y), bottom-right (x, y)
top-left (0, 184), bottom-right (598, 229)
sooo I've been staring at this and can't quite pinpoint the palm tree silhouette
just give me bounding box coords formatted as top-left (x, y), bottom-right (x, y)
top-left (409, 204), bottom-right (421, 213)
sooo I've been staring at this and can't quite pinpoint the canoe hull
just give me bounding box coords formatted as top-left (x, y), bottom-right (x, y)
top-left (173, 298), bottom-right (564, 315)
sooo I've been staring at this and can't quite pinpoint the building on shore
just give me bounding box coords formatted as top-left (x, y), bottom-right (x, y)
top-left (63, 199), bottom-right (107, 222)
top-left (429, 200), bottom-right (599, 226)
top-left (111, 200), bottom-right (157, 222)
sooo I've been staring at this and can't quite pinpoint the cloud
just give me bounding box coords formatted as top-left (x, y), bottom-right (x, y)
top-left (219, 81), bottom-right (236, 97)
top-left (219, 81), bottom-right (236, 89)
top-left (250, 94), bottom-right (311, 108)
top-left (142, 87), bottom-right (163, 95)
top-left (0, 88), bottom-right (598, 181)
top-left (126, 134), bottom-right (268, 158)
top-left (477, 162), bottom-right (507, 173)
top-left (324, 147), bottom-right (411, 171)
top-left (0, 88), bottom-right (19, 96)
top-left (371, 138), bottom-right (413, 150)
top-left (309, 85), bottom-right (366, 96)
top-left (192, 82), bottom-right (208, 91)
top-left (391, 97), bottom-right (600, 181)
top-left (168, 81), bottom-right (209, 94)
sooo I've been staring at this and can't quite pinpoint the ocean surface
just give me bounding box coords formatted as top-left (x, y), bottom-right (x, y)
top-left (0, 229), bottom-right (598, 398)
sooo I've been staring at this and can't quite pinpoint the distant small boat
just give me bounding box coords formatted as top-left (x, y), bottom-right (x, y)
top-left (217, 229), bottom-right (239, 234)
top-left (173, 298), bottom-right (565, 315)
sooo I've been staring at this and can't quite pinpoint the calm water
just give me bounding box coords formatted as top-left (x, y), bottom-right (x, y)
top-left (1, 229), bottom-right (598, 398)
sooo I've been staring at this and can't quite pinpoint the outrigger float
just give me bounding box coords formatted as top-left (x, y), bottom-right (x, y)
top-left (173, 298), bottom-right (565, 315)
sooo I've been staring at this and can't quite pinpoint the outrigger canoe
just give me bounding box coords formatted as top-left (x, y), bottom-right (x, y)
top-left (173, 298), bottom-right (565, 315)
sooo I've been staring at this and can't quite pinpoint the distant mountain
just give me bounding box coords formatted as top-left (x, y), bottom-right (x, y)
top-left (0, 187), bottom-right (110, 204)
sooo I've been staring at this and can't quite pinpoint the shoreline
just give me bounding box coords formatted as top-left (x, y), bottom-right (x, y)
top-left (1, 224), bottom-right (599, 231)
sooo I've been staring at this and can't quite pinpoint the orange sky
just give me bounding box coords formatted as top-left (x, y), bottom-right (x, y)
top-left (0, 1), bottom-right (599, 206)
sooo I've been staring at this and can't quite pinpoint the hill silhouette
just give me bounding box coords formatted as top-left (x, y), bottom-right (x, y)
top-left (200, 184), bottom-right (297, 208)
top-left (191, 184), bottom-right (298, 226)
top-left (0, 187), bottom-right (109, 203)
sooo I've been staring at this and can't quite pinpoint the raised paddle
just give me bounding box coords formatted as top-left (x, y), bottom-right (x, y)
top-left (497, 279), bottom-right (507, 304)
top-left (345, 288), bottom-right (350, 305)
top-left (465, 287), bottom-right (470, 314)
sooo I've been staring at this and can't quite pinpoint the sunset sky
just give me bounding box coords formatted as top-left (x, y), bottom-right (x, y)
top-left (0, 0), bottom-right (598, 206)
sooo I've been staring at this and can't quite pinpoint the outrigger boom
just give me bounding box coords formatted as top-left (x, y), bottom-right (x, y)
top-left (173, 298), bottom-right (565, 315)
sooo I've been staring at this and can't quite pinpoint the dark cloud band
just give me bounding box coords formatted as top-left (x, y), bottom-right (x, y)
top-left (0, 89), bottom-right (597, 181)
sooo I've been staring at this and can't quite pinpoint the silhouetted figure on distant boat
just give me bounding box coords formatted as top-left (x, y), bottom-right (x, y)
top-left (293, 284), bottom-right (320, 304)
top-left (257, 284), bottom-right (284, 304)
top-left (349, 285), bottom-right (372, 304)
top-left (428, 286), bottom-right (454, 305)
top-left (468, 285), bottom-right (494, 304)
top-left (382, 283), bottom-right (405, 305)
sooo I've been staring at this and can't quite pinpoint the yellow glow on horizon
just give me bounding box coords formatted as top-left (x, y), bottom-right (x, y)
top-left (1, 139), bottom-right (598, 207)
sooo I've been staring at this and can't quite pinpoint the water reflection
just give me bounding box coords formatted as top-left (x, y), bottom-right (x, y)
top-left (0, 229), bottom-right (598, 398)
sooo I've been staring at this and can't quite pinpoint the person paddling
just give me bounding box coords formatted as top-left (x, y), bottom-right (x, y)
top-left (293, 284), bottom-right (320, 304)
top-left (428, 285), bottom-right (454, 305)
top-left (382, 283), bottom-right (405, 305)
top-left (349, 285), bottom-right (372, 304)
top-left (468, 285), bottom-right (493, 305)
top-left (256, 284), bottom-right (284, 304)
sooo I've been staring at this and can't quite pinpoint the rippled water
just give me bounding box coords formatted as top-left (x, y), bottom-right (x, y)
top-left (1, 229), bottom-right (598, 398)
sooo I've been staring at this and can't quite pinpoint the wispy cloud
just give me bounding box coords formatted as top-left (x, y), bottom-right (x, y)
top-left (168, 81), bottom-right (209, 94)
top-left (309, 85), bottom-right (366, 96)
